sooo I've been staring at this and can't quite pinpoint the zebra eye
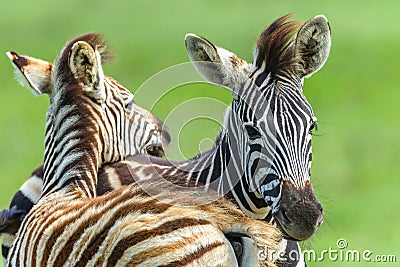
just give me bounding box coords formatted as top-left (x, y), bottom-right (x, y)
top-left (245, 125), bottom-right (261, 140)
top-left (309, 121), bottom-right (318, 134)
top-left (125, 99), bottom-right (134, 110)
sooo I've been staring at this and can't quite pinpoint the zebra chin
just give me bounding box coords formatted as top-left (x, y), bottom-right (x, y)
top-left (272, 180), bottom-right (324, 241)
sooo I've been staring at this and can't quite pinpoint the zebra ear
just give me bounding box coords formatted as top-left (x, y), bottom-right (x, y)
top-left (293, 15), bottom-right (331, 78)
top-left (0, 206), bottom-right (26, 234)
top-left (6, 51), bottom-right (52, 96)
top-left (69, 41), bottom-right (106, 101)
top-left (185, 34), bottom-right (247, 89)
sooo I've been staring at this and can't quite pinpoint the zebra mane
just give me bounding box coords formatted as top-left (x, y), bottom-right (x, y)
top-left (255, 14), bottom-right (302, 77)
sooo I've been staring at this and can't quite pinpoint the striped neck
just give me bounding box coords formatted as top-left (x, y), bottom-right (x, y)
top-left (42, 87), bottom-right (101, 198)
top-left (175, 110), bottom-right (269, 218)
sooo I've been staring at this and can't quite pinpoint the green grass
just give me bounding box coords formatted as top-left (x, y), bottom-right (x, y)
top-left (0, 0), bottom-right (399, 266)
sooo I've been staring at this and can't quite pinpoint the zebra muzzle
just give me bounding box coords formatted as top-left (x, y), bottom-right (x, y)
top-left (274, 180), bottom-right (324, 241)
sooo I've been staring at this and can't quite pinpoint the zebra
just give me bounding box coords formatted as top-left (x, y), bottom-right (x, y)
top-left (3, 14), bottom-right (331, 266)
top-left (0, 51), bottom-right (171, 265)
top-left (0, 52), bottom-right (172, 264)
top-left (6, 33), bottom-right (280, 267)
top-left (109, 14), bottom-right (330, 265)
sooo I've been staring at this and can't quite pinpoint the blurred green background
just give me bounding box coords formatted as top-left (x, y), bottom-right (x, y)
top-left (0, 0), bottom-right (399, 266)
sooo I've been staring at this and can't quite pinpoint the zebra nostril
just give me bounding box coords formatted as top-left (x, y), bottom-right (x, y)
top-left (279, 208), bottom-right (292, 225)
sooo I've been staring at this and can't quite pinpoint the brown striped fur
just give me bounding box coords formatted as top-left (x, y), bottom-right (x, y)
top-left (10, 179), bottom-right (280, 266)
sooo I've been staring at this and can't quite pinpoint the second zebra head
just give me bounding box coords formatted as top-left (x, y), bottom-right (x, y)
top-left (185, 14), bottom-right (330, 241)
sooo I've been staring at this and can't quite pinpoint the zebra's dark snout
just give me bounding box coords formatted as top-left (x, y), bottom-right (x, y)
top-left (274, 180), bottom-right (323, 241)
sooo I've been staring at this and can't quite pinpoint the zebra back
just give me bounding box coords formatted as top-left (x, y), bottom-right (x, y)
top-left (11, 178), bottom-right (280, 266)
top-left (1, 161), bottom-right (281, 266)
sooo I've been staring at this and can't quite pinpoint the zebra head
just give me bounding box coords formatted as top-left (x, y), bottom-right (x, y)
top-left (50, 33), bottom-right (171, 165)
top-left (6, 50), bottom-right (170, 157)
top-left (185, 15), bottom-right (331, 241)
